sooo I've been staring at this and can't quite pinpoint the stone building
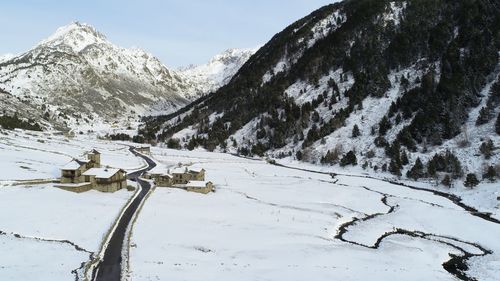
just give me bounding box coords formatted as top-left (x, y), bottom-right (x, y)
top-left (83, 168), bottom-right (127, 192)
top-left (188, 167), bottom-right (205, 181)
top-left (171, 167), bottom-right (206, 184)
top-left (87, 149), bottom-right (101, 168)
top-left (185, 180), bottom-right (214, 194)
top-left (56, 149), bottom-right (127, 193)
top-left (136, 146), bottom-right (151, 155)
top-left (60, 150), bottom-right (100, 184)
top-left (156, 173), bottom-right (173, 187)
top-left (60, 159), bottom-right (90, 185)
top-left (146, 166), bottom-right (213, 194)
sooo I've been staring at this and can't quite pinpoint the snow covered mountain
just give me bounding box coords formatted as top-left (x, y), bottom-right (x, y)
top-left (0, 22), bottom-right (254, 130)
top-left (140, 0), bottom-right (500, 185)
top-left (0, 22), bottom-right (193, 129)
top-left (178, 48), bottom-right (258, 94)
top-left (0, 54), bottom-right (14, 63)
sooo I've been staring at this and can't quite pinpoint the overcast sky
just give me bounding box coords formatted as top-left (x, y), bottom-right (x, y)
top-left (0, 0), bottom-right (335, 68)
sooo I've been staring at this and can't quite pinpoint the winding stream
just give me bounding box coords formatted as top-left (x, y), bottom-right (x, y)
top-left (270, 162), bottom-right (498, 281)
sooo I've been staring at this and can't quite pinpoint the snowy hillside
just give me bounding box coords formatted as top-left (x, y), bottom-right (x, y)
top-left (140, 0), bottom-right (500, 188)
top-left (179, 48), bottom-right (258, 94)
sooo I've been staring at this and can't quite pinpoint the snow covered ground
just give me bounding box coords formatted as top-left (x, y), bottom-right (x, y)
top-left (0, 184), bottom-right (133, 251)
top-left (128, 147), bottom-right (500, 281)
top-left (0, 233), bottom-right (90, 281)
top-left (274, 158), bottom-right (500, 221)
top-left (0, 129), bottom-right (146, 181)
top-left (1, 128), bottom-right (498, 281)
top-left (0, 129), bottom-right (140, 280)
top-left (0, 184), bottom-right (134, 280)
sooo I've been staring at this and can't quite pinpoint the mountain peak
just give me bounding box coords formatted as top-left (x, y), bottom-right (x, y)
top-left (178, 47), bottom-right (258, 94)
top-left (0, 20), bottom-right (248, 129)
top-left (38, 21), bottom-right (107, 52)
top-left (0, 53), bottom-right (14, 63)
top-left (210, 47), bottom-right (259, 65)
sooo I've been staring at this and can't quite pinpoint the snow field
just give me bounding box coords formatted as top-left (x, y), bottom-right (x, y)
top-left (128, 148), bottom-right (500, 281)
top-left (0, 129), bottom-right (146, 180)
top-left (0, 234), bottom-right (89, 281)
top-left (0, 129), bottom-right (141, 280)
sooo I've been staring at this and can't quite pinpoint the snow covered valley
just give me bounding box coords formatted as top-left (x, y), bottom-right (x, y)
top-left (0, 129), bottom-right (499, 281)
top-left (128, 148), bottom-right (500, 281)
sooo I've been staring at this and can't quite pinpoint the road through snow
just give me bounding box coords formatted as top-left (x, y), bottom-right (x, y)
top-left (93, 148), bottom-right (156, 281)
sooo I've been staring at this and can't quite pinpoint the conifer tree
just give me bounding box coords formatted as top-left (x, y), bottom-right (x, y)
top-left (464, 173), bottom-right (479, 188)
top-left (441, 174), bottom-right (452, 188)
top-left (296, 150), bottom-right (303, 161)
top-left (401, 150), bottom-right (409, 166)
top-left (476, 107), bottom-right (490, 125)
top-left (389, 159), bottom-right (402, 176)
top-left (352, 124), bottom-right (361, 138)
top-left (167, 138), bottom-right (181, 149)
top-left (378, 116), bottom-right (391, 135)
top-left (407, 158), bottom-right (425, 180)
top-left (427, 159), bottom-right (437, 177)
top-left (484, 166), bottom-right (497, 182)
top-left (480, 139), bottom-right (494, 159)
top-left (340, 151), bottom-right (357, 166)
top-left (496, 113), bottom-right (500, 135)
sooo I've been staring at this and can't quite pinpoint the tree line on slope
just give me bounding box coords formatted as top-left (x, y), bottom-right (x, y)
top-left (0, 113), bottom-right (42, 131)
top-left (135, 0), bottom-right (500, 187)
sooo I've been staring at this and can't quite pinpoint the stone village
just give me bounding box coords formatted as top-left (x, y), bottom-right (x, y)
top-left (55, 147), bottom-right (213, 194)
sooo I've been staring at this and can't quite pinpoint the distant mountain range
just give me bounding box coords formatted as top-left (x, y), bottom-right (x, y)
top-left (178, 48), bottom-right (259, 96)
top-left (0, 22), bottom-right (255, 130)
top-left (139, 0), bottom-right (499, 182)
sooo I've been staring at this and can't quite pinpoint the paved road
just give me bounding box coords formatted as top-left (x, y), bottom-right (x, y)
top-left (93, 148), bottom-right (156, 281)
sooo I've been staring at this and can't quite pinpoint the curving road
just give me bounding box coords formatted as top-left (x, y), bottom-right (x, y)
top-left (93, 147), bottom-right (156, 281)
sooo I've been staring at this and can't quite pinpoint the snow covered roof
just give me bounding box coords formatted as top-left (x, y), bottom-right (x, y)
top-left (171, 167), bottom-right (187, 174)
top-left (147, 165), bottom-right (171, 176)
top-left (186, 181), bottom-right (211, 188)
top-left (188, 167), bottom-right (204, 173)
top-left (89, 149), bottom-right (101, 154)
top-left (62, 160), bottom-right (84, 170)
top-left (76, 159), bottom-right (90, 165)
top-left (83, 168), bottom-right (124, 179)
